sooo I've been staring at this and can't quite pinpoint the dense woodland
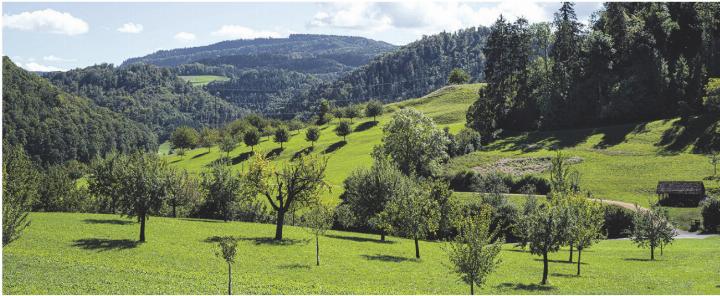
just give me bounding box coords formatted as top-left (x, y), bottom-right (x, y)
top-left (45, 63), bottom-right (247, 140)
top-left (467, 2), bottom-right (720, 140)
top-left (2, 57), bottom-right (157, 165)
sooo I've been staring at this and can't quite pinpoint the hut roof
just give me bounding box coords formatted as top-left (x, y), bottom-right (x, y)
top-left (656, 181), bottom-right (705, 195)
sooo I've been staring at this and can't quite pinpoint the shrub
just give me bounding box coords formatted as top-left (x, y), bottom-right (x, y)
top-left (447, 170), bottom-right (550, 195)
top-left (512, 175), bottom-right (551, 195)
top-left (603, 205), bottom-right (634, 238)
top-left (700, 197), bottom-right (720, 233)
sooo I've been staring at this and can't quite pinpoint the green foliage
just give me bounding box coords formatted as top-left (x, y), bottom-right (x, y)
top-left (218, 134), bottom-right (238, 159)
top-left (2, 57), bottom-right (157, 165)
top-left (198, 128), bottom-right (220, 152)
top-left (215, 236), bottom-right (238, 295)
top-left (344, 105), bottom-right (362, 123)
top-left (170, 126), bottom-right (200, 150)
top-left (2, 144), bottom-right (39, 246)
top-left (549, 151), bottom-right (581, 197)
top-left (365, 100), bottom-right (384, 122)
top-left (300, 203), bottom-right (335, 266)
top-left (274, 126), bottom-right (291, 148)
top-left (305, 127), bottom-right (321, 147)
top-left (167, 170), bottom-right (202, 218)
top-left (201, 164), bottom-right (243, 222)
top-left (446, 206), bottom-right (502, 295)
top-left (447, 68), bottom-right (471, 85)
top-left (700, 196), bottom-right (720, 232)
top-left (565, 194), bottom-right (605, 275)
top-left (515, 197), bottom-right (566, 284)
top-left (631, 205), bottom-right (678, 260)
top-left (381, 108), bottom-right (449, 177)
top-left (334, 121), bottom-right (352, 141)
top-left (35, 164), bottom-right (86, 212)
top-left (243, 128), bottom-right (261, 151)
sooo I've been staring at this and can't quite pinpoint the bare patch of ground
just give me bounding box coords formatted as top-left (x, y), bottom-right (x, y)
top-left (473, 156), bottom-right (583, 176)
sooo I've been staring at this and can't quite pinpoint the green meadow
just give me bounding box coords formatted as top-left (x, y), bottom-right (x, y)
top-left (179, 75), bottom-right (230, 86)
top-left (3, 212), bottom-right (719, 294)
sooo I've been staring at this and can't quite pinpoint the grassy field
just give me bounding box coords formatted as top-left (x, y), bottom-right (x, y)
top-left (4, 212), bottom-right (719, 294)
top-left (179, 75), bottom-right (230, 86)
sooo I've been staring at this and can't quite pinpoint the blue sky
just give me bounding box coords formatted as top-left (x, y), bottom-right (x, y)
top-left (3, 2), bottom-right (602, 71)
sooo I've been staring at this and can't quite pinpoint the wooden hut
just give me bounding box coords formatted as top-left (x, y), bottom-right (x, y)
top-left (656, 181), bottom-right (705, 207)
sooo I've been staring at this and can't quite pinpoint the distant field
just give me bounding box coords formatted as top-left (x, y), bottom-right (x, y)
top-left (179, 75), bottom-right (230, 86)
top-left (4, 212), bottom-right (719, 294)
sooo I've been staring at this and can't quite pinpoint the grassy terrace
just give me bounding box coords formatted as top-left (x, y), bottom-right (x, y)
top-left (4, 212), bottom-right (719, 294)
top-left (179, 75), bottom-right (230, 86)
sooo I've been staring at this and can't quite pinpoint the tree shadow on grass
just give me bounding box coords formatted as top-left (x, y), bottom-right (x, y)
top-left (72, 238), bottom-right (141, 251)
top-left (266, 148), bottom-right (284, 159)
top-left (231, 151), bottom-right (254, 165)
top-left (323, 141), bottom-right (347, 154)
top-left (83, 219), bottom-right (134, 225)
top-left (170, 159), bottom-right (183, 164)
top-left (496, 283), bottom-right (555, 292)
top-left (204, 235), bottom-right (308, 246)
top-left (278, 263), bottom-right (311, 269)
top-left (593, 123), bottom-right (647, 149)
top-left (551, 273), bottom-right (578, 278)
top-left (192, 151), bottom-right (210, 159)
top-left (178, 218), bottom-right (224, 223)
top-left (292, 147), bottom-right (314, 161)
top-left (658, 114), bottom-right (719, 154)
top-left (326, 234), bottom-right (395, 244)
top-left (361, 254), bottom-right (417, 263)
top-left (354, 121), bottom-right (378, 132)
top-left (486, 127), bottom-right (597, 153)
top-left (623, 258), bottom-right (654, 262)
top-left (533, 258), bottom-right (586, 265)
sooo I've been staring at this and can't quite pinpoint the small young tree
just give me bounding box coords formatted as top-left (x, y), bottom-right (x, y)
top-left (709, 151), bottom-right (719, 177)
top-left (199, 127), bottom-right (220, 153)
top-left (631, 204), bottom-right (677, 260)
top-left (2, 144), bottom-right (39, 246)
top-left (365, 100), bottom-right (384, 122)
top-left (219, 134), bottom-right (237, 160)
top-left (446, 206), bottom-right (503, 295)
top-left (274, 126), bottom-right (290, 149)
top-left (378, 179), bottom-right (440, 259)
top-left (245, 154), bottom-right (330, 240)
top-left (549, 151), bottom-right (581, 196)
top-left (167, 170), bottom-right (201, 218)
top-left (448, 68), bottom-right (471, 84)
top-left (335, 121), bottom-right (352, 142)
top-left (288, 119), bottom-right (304, 135)
top-left (170, 126), bottom-right (200, 152)
top-left (215, 236), bottom-right (238, 295)
top-left (515, 198), bottom-right (565, 285)
top-left (305, 127), bottom-right (321, 148)
top-left (243, 128), bottom-right (261, 152)
top-left (300, 203), bottom-right (334, 266)
top-left (202, 163), bottom-right (243, 222)
top-left (566, 194), bottom-right (605, 275)
top-left (345, 105), bottom-right (361, 123)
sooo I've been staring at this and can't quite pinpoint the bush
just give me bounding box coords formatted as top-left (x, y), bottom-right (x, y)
top-left (448, 170), bottom-right (482, 192)
top-left (603, 205), bottom-right (634, 238)
top-left (700, 197), bottom-right (720, 233)
top-left (447, 170), bottom-right (550, 195)
top-left (512, 175), bottom-right (551, 195)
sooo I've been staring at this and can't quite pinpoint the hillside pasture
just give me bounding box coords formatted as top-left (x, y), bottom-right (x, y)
top-left (179, 75), bottom-right (230, 86)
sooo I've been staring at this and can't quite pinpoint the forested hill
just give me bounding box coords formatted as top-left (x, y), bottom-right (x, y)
top-left (45, 63), bottom-right (247, 140)
top-left (285, 27), bottom-right (492, 115)
top-left (2, 57), bottom-right (158, 165)
top-left (121, 34), bottom-right (398, 74)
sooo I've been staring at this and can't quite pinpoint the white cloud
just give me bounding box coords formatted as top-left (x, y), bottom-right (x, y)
top-left (117, 22), bottom-right (143, 33)
top-left (3, 9), bottom-right (88, 35)
top-left (211, 25), bottom-right (283, 39)
top-left (174, 31), bottom-right (196, 42)
top-left (309, 2), bottom-right (550, 33)
top-left (19, 62), bottom-right (65, 72)
top-left (43, 55), bottom-right (76, 62)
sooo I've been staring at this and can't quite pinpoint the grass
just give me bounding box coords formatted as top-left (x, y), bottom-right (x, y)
top-left (4, 212), bottom-right (719, 294)
top-left (179, 75), bottom-right (230, 86)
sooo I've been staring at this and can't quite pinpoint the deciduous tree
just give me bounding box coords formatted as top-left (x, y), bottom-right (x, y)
top-left (2, 144), bottom-right (39, 246)
top-left (381, 108), bottom-right (449, 177)
top-left (305, 127), bottom-right (321, 148)
top-left (215, 236), bottom-right (238, 295)
top-left (334, 121), bottom-right (352, 142)
top-left (300, 203), bottom-right (334, 266)
top-left (630, 204), bottom-right (677, 260)
top-left (274, 126), bottom-right (290, 149)
top-left (365, 100), bottom-right (384, 122)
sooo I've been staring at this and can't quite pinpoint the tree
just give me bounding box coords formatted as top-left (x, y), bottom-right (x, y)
top-left (317, 99), bottom-right (331, 125)
top-left (273, 126), bottom-right (290, 149)
top-left (199, 127), bottom-right (220, 153)
top-left (338, 155), bottom-right (406, 241)
top-left (334, 121), bottom-right (352, 142)
top-left (515, 198), bottom-right (565, 285)
top-left (446, 206), bottom-right (503, 295)
top-left (549, 151), bottom-right (581, 196)
top-left (219, 134), bottom-right (237, 160)
top-left (344, 105), bottom-right (361, 123)
top-left (2, 144), bottom-right (39, 246)
top-left (630, 204), bottom-right (677, 260)
top-left (245, 154), bottom-right (330, 240)
top-left (566, 194), bottom-right (605, 275)
top-left (90, 152), bottom-right (173, 242)
top-left (215, 236), bottom-right (238, 295)
top-left (701, 196), bottom-right (720, 233)
top-left (300, 203), bottom-right (334, 266)
top-left (201, 163), bottom-right (243, 222)
top-left (377, 178), bottom-right (440, 259)
top-left (167, 170), bottom-right (201, 218)
top-left (709, 151), bottom-right (719, 177)
top-left (547, 2), bottom-right (585, 126)
top-left (365, 100), bottom-right (384, 122)
top-left (381, 108), bottom-right (449, 177)
top-left (243, 128), bottom-right (261, 152)
top-left (170, 126), bottom-right (200, 152)
top-left (448, 68), bottom-right (471, 84)
top-left (88, 151), bottom-right (125, 213)
top-left (305, 127), bottom-right (321, 148)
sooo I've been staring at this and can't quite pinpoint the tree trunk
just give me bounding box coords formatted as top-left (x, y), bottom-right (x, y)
top-left (380, 232), bottom-right (386, 242)
top-left (470, 281), bottom-right (474, 295)
top-left (414, 237), bottom-right (420, 259)
top-left (228, 262), bottom-right (232, 295)
top-left (172, 203), bottom-right (177, 218)
top-left (577, 248), bottom-right (582, 276)
top-left (660, 243), bottom-right (663, 256)
top-left (568, 244), bottom-right (573, 263)
top-left (274, 209), bottom-right (286, 240)
top-left (651, 245), bottom-right (655, 260)
top-left (139, 214), bottom-right (146, 242)
top-left (541, 251), bottom-right (549, 285)
top-left (316, 235), bottom-right (320, 266)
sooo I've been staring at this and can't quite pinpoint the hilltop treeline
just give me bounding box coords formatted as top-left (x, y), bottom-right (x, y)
top-left (2, 57), bottom-right (157, 165)
top-left (45, 63), bottom-right (247, 140)
top-left (467, 2), bottom-right (720, 139)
